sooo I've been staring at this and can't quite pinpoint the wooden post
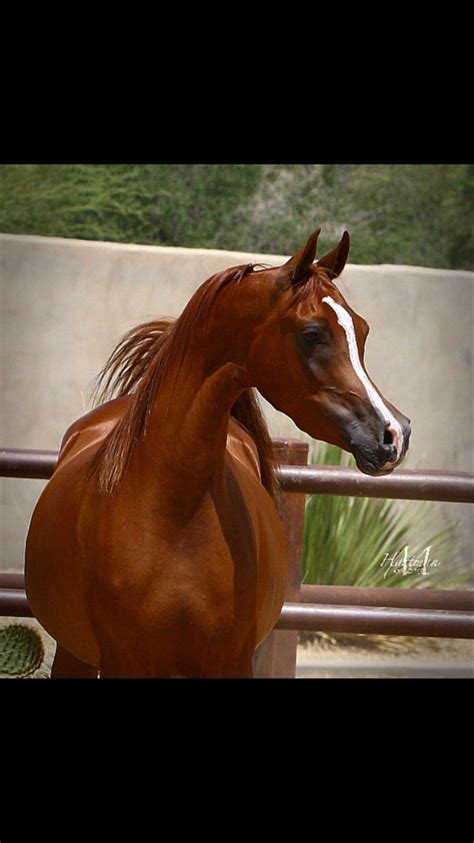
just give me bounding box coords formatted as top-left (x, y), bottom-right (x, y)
top-left (253, 438), bottom-right (309, 678)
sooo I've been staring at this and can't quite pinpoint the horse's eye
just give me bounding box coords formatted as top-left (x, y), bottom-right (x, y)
top-left (295, 321), bottom-right (330, 359)
top-left (301, 330), bottom-right (324, 345)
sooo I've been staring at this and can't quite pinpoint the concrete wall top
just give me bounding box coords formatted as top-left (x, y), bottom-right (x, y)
top-left (2, 231), bottom-right (471, 275)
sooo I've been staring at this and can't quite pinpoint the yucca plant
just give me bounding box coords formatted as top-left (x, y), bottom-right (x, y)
top-left (302, 443), bottom-right (469, 589)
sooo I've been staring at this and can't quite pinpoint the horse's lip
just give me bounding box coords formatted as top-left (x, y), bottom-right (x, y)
top-left (351, 449), bottom-right (396, 477)
top-left (356, 461), bottom-right (394, 477)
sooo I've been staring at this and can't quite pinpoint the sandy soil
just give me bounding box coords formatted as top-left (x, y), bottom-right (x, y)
top-left (296, 631), bottom-right (474, 678)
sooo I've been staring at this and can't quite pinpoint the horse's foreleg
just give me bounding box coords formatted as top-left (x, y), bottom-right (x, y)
top-left (51, 644), bottom-right (98, 679)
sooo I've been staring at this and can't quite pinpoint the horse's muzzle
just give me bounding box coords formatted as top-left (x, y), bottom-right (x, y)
top-left (351, 417), bottom-right (411, 476)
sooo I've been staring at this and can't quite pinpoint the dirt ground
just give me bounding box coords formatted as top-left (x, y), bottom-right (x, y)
top-left (296, 630), bottom-right (473, 678)
top-left (1, 615), bottom-right (472, 679)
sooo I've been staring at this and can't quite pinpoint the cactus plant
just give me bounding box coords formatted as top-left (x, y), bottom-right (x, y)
top-left (0, 624), bottom-right (44, 677)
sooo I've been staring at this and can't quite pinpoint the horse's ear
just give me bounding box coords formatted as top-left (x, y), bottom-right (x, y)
top-left (317, 231), bottom-right (350, 277)
top-left (275, 229), bottom-right (321, 290)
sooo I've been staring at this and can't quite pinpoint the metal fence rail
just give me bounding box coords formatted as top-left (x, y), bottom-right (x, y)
top-left (0, 448), bottom-right (57, 479)
top-left (2, 588), bottom-right (473, 638)
top-left (300, 584), bottom-right (474, 612)
top-left (277, 602), bottom-right (474, 638)
top-left (279, 464), bottom-right (474, 503)
top-left (2, 573), bottom-right (473, 613)
top-left (2, 447), bottom-right (474, 503)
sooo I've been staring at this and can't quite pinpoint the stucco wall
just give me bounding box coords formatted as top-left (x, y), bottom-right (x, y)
top-left (1, 234), bottom-right (472, 571)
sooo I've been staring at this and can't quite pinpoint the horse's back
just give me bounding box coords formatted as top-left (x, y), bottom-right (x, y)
top-left (57, 395), bottom-right (131, 466)
top-left (58, 396), bottom-right (263, 482)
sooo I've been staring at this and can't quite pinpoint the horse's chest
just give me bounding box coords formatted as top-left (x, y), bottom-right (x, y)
top-left (86, 459), bottom-right (286, 644)
top-left (165, 487), bottom-right (285, 643)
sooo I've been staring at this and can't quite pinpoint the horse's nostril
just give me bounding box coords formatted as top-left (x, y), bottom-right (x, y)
top-left (383, 427), bottom-right (393, 446)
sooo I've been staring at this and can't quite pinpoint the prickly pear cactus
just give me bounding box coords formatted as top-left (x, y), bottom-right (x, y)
top-left (0, 624), bottom-right (45, 677)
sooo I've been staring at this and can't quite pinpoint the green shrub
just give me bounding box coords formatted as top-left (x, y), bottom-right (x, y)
top-left (1, 164), bottom-right (472, 269)
top-left (302, 444), bottom-right (469, 589)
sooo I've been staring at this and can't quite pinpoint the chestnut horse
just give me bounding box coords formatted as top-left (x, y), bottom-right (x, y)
top-left (25, 229), bottom-right (411, 678)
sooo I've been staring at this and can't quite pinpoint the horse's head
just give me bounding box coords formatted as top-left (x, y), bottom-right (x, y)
top-left (246, 229), bottom-right (411, 476)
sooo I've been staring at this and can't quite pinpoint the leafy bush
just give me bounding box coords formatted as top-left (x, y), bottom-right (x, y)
top-left (302, 443), bottom-right (469, 589)
top-left (1, 163), bottom-right (472, 269)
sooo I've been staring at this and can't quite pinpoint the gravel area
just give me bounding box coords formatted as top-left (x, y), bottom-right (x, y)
top-left (296, 631), bottom-right (474, 678)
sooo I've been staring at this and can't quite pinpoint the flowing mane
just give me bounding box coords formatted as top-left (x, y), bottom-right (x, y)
top-left (90, 265), bottom-right (279, 497)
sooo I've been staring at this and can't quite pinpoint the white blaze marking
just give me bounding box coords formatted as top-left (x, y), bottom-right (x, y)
top-left (322, 295), bottom-right (404, 453)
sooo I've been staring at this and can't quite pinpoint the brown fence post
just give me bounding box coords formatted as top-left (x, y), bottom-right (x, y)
top-left (253, 438), bottom-right (309, 678)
